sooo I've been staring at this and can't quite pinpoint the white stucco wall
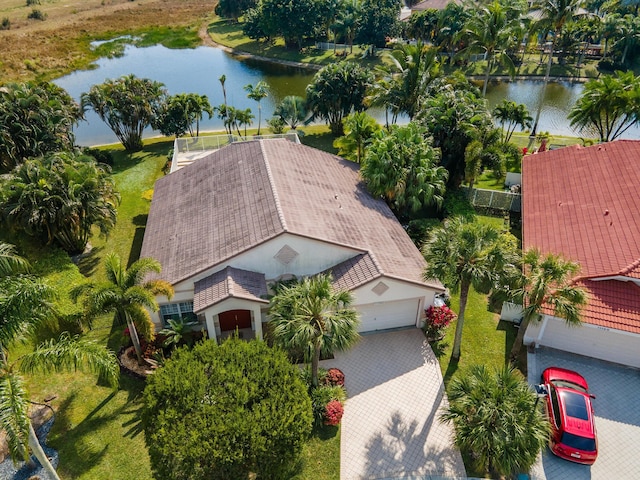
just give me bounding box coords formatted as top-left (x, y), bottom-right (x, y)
top-left (525, 315), bottom-right (640, 369)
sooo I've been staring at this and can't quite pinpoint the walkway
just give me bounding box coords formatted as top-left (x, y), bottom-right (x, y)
top-left (322, 329), bottom-right (465, 480)
top-left (528, 347), bottom-right (640, 480)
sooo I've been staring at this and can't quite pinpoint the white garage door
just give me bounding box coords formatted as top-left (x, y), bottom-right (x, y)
top-left (356, 298), bottom-right (421, 333)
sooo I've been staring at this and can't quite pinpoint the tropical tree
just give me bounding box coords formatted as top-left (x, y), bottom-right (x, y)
top-left (269, 274), bottom-right (360, 387)
top-left (509, 249), bottom-right (588, 361)
top-left (0, 82), bottom-right (81, 171)
top-left (332, 1), bottom-right (359, 53)
top-left (306, 61), bottom-right (373, 136)
top-left (569, 71), bottom-right (640, 142)
top-left (361, 123), bottom-right (448, 213)
top-left (143, 338), bottom-right (312, 480)
top-left (435, 3), bottom-right (470, 63)
top-left (258, 0), bottom-right (325, 49)
top-left (0, 242), bottom-right (119, 480)
top-left (0, 151), bottom-right (120, 254)
top-left (457, 1), bottom-right (520, 96)
top-left (422, 217), bottom-right (519, 360)
top-left (235, 108), bottom-right (255, 137)
top-left (244, 81), bottom-right (269, 135)
top-left (214, 0), bottom-right (256, 21)
top-left (493, 100), bottom-right (533, 143)
top-left (152, 93), bottom-right (213, 138)
top-left (441, 365), bottom-right (550, 477)
top-left (333, 112), bottom-right (381, 163)
top-left (406, 8), bottom-right (440, 43)
top-left (464, 140), bottom-right (483, 197)
top-left (599, 13), bottom-right (622, 60)
top-left (71, 253), bottom-right (174, 365)
top-left (356, 0), bottom-right (401, 48)
top-left (274, 95), bottom-right (309, 130)
top-left (81, 74), bottom-right (167, 151)
top-left (615, 14), bottom-right (640, 65)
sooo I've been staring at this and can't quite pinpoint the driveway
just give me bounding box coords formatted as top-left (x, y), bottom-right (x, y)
top-left (321, 329), bottom-right (465, 480)
top-left (528, 347), bottom-right (640, 480)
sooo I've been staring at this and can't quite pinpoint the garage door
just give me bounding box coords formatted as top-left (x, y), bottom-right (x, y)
top-left (356, 298), bottom-right (421, 333)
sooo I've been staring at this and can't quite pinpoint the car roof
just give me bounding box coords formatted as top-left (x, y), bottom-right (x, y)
top-left (556, 387), bottom-right (596, 438)
top-left (543, 367), bottom-right (590, 391)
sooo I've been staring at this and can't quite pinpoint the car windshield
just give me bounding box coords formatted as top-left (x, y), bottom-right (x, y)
top-left (551, 379), bottom-right (588, 393)
top-left (561, 432), bottom-right (596, 452)
top-left (560, 391), bottom-right (589, 420)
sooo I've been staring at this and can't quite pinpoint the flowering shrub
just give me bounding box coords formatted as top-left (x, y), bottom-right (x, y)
top-left (423, 305), bottom-right (457, 340)
top-left (324, 368), bottom-right (345, 387)
top-left (324, 400), bottom-right (344, 426)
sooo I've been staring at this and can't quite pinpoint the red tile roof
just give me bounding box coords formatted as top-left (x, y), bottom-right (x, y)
top-left (522, 140), bottom-right (640, 333)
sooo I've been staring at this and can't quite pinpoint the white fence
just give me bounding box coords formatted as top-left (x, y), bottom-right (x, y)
top-left (461, 186), bottom-right (522, 212)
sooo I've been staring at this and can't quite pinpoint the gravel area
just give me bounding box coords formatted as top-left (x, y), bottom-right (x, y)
top-left (0, 416), bottom-right (58, 480)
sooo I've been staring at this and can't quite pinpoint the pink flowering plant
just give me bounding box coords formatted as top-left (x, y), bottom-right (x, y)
top-left (324, 400), bottom-right (344, 426)
top-left (423, 305), bottom-right (457, 340)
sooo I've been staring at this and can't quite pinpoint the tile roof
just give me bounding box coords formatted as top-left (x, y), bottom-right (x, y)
top-left (325, 253), bottom-right (382, 291)
top-left (541, 279), bottom-right (640, 334)
top-left (412, 0), bottom-right (460, 11)
top-left (522, 140), bottom-right (640, 332)
top-left (522, 141), bottom-right (640, 277)
top-left (194, 266), bottom-right (268, 313)
top-left (141, 139), bottom-right (439, 290)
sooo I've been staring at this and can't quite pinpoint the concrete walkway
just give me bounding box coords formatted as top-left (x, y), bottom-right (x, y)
top-left (322, 329), bottom-right (465, 480)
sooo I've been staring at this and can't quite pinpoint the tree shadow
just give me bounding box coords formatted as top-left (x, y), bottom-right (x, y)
top-left (76, 245), bottom-right (104, 277)
top-left (443, 356), bottom-right (459, 386)
top-left (496, 319), bottom-right (518, 368)
top-left (127, 219), bottom-right (147, 268)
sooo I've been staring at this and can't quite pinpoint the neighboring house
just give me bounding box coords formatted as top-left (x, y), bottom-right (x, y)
top-left (522, 141), bottom-right (640, 368)
top-left (411, 0), bottom-right (460, 12)
top-left (140, 139), bottom-right (444, 342)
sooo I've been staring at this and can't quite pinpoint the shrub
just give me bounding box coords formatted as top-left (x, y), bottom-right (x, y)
top-left (324, 367), bottom-right (345, 387)
top-left (310, 384), bottom-right (346, 426)
top-left (27, 8), bottom-right (46, 20)
top-left (267, 116), bottom-right (286, 134)
top-left (0, 17), bottom-right (10, 30)
top-left (143, 338), bottom-right (312, 480)
top-left (443, 188), bottom-right (475, 219)
top-left (324, 400), bottom-right (344, 426)
top-left (423, 305), bottom-right (457, 340)
top-left (26, 0), bottom-right (40, 5)
top-left (82, 147), bottom-right (114, 166)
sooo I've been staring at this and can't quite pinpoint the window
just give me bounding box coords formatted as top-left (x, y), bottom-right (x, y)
top-left (560, 432), bottom-right (596, 452)
top-left (549, 387), bottom-right (562, 427)
top-left (561, 391), bottom-right (589, 420)
top-left (160, 301), bottom-right (198, 325)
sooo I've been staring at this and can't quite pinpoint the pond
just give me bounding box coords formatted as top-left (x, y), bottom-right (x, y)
top-left (54, 43), bottom-right (640, 146)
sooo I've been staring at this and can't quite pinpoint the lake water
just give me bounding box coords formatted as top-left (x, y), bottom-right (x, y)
top-left (54, 44), bottom-right (640, 146)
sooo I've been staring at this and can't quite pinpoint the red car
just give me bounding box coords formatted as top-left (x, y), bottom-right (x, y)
top-left (541, 367), bottom-right (598, 465)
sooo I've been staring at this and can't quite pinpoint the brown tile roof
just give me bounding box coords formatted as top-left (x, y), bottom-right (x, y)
top-left (522, 140), bottom-right (640, 332)
top-left (412, 0), bottom-right (460, 11)
top-left (194, 266), bottom-right (268, 312)
top-left (325, 253), bottom-right (382, 291)
top-left (141, 139), bottom-right (439, 291)
top-left (522, 141), bottom-right (640, 278)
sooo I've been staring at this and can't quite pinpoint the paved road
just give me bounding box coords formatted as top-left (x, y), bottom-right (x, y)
top-left (528, 347), bottom-right (640, 480)
top-left (321, 329), bottom-right (466, 480)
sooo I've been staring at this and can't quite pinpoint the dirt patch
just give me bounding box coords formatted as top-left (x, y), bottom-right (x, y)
top-left (118, 345), bottom-right (156, 379)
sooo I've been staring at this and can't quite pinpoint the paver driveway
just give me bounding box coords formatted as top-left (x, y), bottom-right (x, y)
top-left (528, 347), bottom-right (640, 480)
top-left (321, 329), bottom-right (465, 480)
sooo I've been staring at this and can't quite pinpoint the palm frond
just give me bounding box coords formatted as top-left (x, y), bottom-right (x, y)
top-left (144, 279), bottom-right (174, 300)
top-left (18, 332), bottom-right (119, 389)
top-left (0, 372), bottom-right (31, 462)
top-left (128, 305), bottom-right (156, 341)
top-left (0, 243), bottom-right (30, 277)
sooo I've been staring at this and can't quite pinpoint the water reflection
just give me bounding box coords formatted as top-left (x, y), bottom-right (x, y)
top-left (54, 44), bottom-right (639, 146)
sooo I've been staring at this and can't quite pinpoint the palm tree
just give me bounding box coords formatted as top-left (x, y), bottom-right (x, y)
top-left (422, 217), bottom-right (519, 361)
top-left (457, 1), bottom-right (520, 96)
top-left (333, 111), bottom-right (381, 163)
top-left (616, 14), bottom-right (640, 65)
top-left (464, 140), bottom-right (483, 198)
top-left (236, 108), bottom-right (255, 137)
top-left (509, 249), bottom-right (588, 361)
top-left (492, 100), bottom-right (533, 143)
top-left (269, 274), bottom-right (360, 387)
top-left (0, 242), bottom-right (119, 480)
top-left (529, 0), bottom-right (583, 143)
top-left (244, 81), bottom-right (269, 135)
top-left (72, 253), bottom-right (174, 365)
top-left (600, 13), bottom-right (621, 60)
top-left (441, 365), bottom-right (550, 477)
top-left (274, 95), bottom-right (308, 130)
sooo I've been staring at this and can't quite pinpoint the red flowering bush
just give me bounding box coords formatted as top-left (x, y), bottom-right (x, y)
top-left (324, 400), bottom-right (344, 426)
top-left (423, 305), bottom-right (457, 340)
top-left (324, 368), bottom-right (345, 387)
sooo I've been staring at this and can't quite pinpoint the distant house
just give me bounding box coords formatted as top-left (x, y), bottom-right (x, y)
top-left (522, 141), bottom-right (640, 368)
top-left (411, 0), bottom-right (461, 13)
top-left (140, 139), bottom-right (444, 342)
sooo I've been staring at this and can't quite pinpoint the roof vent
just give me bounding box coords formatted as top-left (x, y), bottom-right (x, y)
top-left (372, 281), bottom-right (389, 296)
top-left (274, 244), bottom-right (299, 265)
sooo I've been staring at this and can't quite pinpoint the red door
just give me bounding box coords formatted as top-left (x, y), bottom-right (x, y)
top-left (218, 310), bottom-right (252, 332)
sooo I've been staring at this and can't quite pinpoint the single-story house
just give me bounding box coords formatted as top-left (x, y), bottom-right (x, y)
top-left (140, 139), bottom-right (444, 342)
top-left (410, 0), bottom-right (461, 13)
top-left (522, 140), bottom-right (640, 368)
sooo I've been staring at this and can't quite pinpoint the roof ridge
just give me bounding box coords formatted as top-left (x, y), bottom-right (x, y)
top-left (260, 140), bottom-right (288, 232)
top-left (366, 250), bottom-right (385, 275)
top-left (618, 258), bottom-right (640, 276)
top-left (225, 266), bottom-right (235, 298)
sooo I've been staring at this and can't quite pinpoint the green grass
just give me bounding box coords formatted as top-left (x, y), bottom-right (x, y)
top-left (292, 425), bottom-right (341, 480)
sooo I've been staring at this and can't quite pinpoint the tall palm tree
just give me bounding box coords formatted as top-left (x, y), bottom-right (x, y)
top-left (72, 253), bottom-right (174, 365)
top-left (457, 1), bottom-right (520, 96)
top-left (0, 242), bottom-right (119, 480)
top-left (529, 0), bottom-right (583, 143)
top-left (600, 13), bottom-right (621, 60)
top-left (422, 217), bottom-right (519, 361)
top-left (269, 274), bottom-right (360, 387)
top-left (274, 95), bottom-right (308, 130)
top-left (492, 100), bottom-right (533, 143)
top-left (333, 111), bottom-right (381, 163)
top-left (464, 140), bottom-right (483, 198)
top-left (616, 14), bottom-right (640, 65)
top-left (441, 365), bottom-right (550, 477)
top-left (509, 249), bottom-right (588, 361)
top-left (244, 82), bottom-right (269, 135)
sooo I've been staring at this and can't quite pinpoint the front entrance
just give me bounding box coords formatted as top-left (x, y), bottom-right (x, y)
top-left (218, 309), bottom-right (252, 332)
